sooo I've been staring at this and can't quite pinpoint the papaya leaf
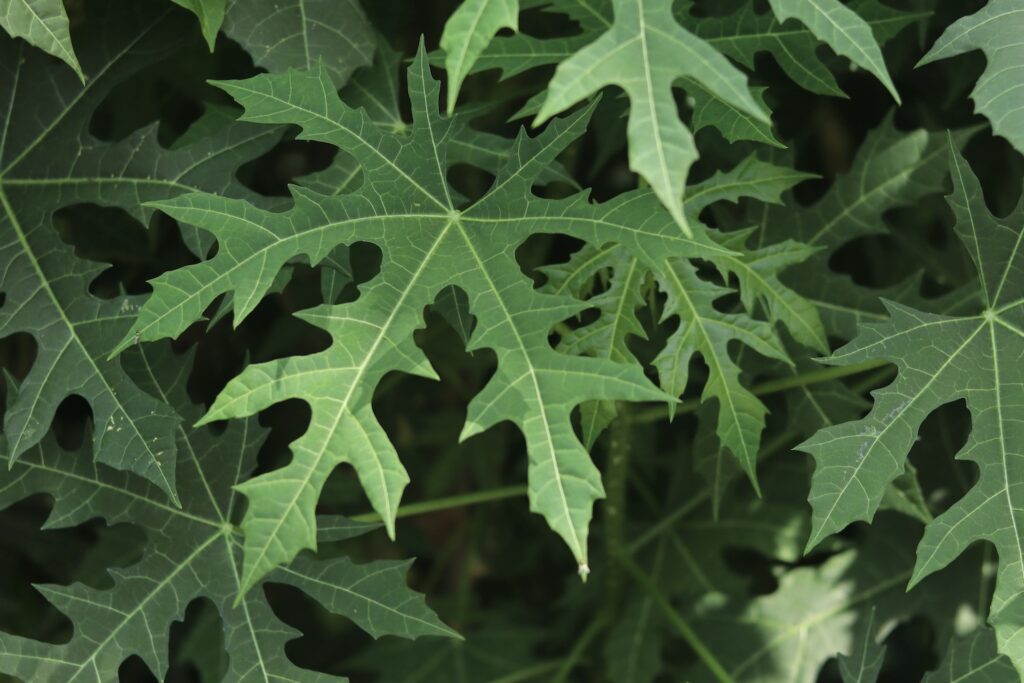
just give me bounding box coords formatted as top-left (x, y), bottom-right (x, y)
top-left (0, 0), bottom-right (280, 502)
top-left (800, 139), bottom-right (1024, 673)
top-left (0, 343), bottom-right (455, 682)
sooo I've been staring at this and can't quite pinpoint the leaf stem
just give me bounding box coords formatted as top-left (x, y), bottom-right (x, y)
top-left (616, 550), bottom-right (736, 683)
top-left (350, 484), bottom-right (527, 523)
top-left (632, 359), bottom-right (889, 424)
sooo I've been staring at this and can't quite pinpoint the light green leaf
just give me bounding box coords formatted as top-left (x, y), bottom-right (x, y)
top-left (545, 157), bottom-right (818, 467)
top-left (919, 0), bottom-right (1024, 155)
top-left (542, 243), bottom-right (648, 448)
top-left (686, 0), bottom-right (922, 99)
top-left (0, 0), bottom-right (83, 81)
top-left (534, 0), bottom-right (768, 237)
top-left (170, 0), bottom-right (225, 49)
top-left (800, 138), bottom-right (1024, 673)
top-left (116, 47), bottom-right (710, 588)
top-left (654, 259), bottom-right (789, 484)
top-left (441, 0), bottom-right (518, 114)
top-left (766, 0), bottom-right (901, 103)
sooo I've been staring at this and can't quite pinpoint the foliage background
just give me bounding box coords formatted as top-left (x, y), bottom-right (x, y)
top-left (1, 0), bottom-right (1023, 681)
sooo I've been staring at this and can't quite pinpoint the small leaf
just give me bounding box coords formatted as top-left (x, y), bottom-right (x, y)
top-left (170, 0), bottom-right (226, 50)
top-left (918, 0), bottom-right (1024, 155)
top-left (441, 0), bottom-right (519, 114)
top-left (767, 0), bottom-right (901, 103)
top-left (838, 608), bottom-right (885, 683)
top-left (0, 0), bottom-right (83, 80)
top-left (534, 0), bottom-right (768, 237)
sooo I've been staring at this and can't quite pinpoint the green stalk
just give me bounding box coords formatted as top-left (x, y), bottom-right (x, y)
top-left (350, 484), bottom-right (527, 523)
top-left (602, 404), bottom-right (632, 614)
top-left (616, 550), bottom-right (736, 683)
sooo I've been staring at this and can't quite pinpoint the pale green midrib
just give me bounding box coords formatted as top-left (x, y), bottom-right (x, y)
top-left (227, 418), bottom-right (253, 521)
top-left (461, 212), bottom-right (736, 257)
top-left (730, 569), bottom-right (913, 676)
top-left (68, 530), bottom-right (224, 678)
top-left (702, 13), bottom-right (930, 47)
top-left (551, 244), bottom-right (618, 295)
top-left (827, 314), bottom-right (978, 363)
top-left (947, 656), bottom-right (1007, 683)
top-left (137, 348), bottom-right (224, 523)
top-left (275, 562), bottom-right (453, 635)
top-left (807, 297), bottom-right (889, 321)
top-left (647, 23), bottom-right (765, 121)
top-left (989, 201), bottom-right (1024, 306)
top-left (995, 297), bottom-right (1024, 315)
top-left (455, 219), bottom-right (587, 564)
top-left (477, 47), bottom-right (587, 63)
top-left (989, 318), bottom-right (1024, 587)
top-left (636, 0), bottom-right (677, 229)
top-left (14, 0), bottom-right (77, 71)
top-left (788, 1), bottom-right (887, 85)
top-left (131, 204), bottom-right (730, 352)
top-left (951, 147), bottom-right (992, 304)
top-left (0, 451), bottom-right (219, 529)
top-left (414, 56), bottom-right (454, 209)
top-left (683, 172), bottom-right (811, 205)
top-left (0, 40), bottom-right (23, 164)
top-left (848, 610), bottom-right (876, 682)
top-left (576, 0), bottom-right (611, 29)
top-left (223, 535), bottom-right (273, 682)
top-left (1, 123), bottom-right (278, 190)
top-left (800, 381), bottom-right (833, 426)
top-left (348, 79), bottom-right (402, 127)
top-left (2, 176), bottom-right (192, 189)
top-left (447, 0), bottom-right (491, 100)
top-left (602, 258), bottom-right (641, 359)
top-left (811, 319), bottom-right (987, 545)
top-left (663, 264), bottom-right (756, 465)
top-left (0, 188), bottom-right (176, 497)
top-left (470, 102), bottom-right (593, 210)
top-left (297, 0), bottom-right (310, 67)
top-left (225, 81), bottom-right (447, 212)
top-left (0, 9), bottom-right (172, 180)
top-left (240, 220), bottom-right (457, 586)
top-left (478, 12), bottom-right (925, 64)
top-left (806, 141), bottom-right (945, 247)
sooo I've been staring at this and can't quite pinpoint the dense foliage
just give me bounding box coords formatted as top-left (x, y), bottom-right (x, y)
top-left (1, 0), bottom-right (1023, 681)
